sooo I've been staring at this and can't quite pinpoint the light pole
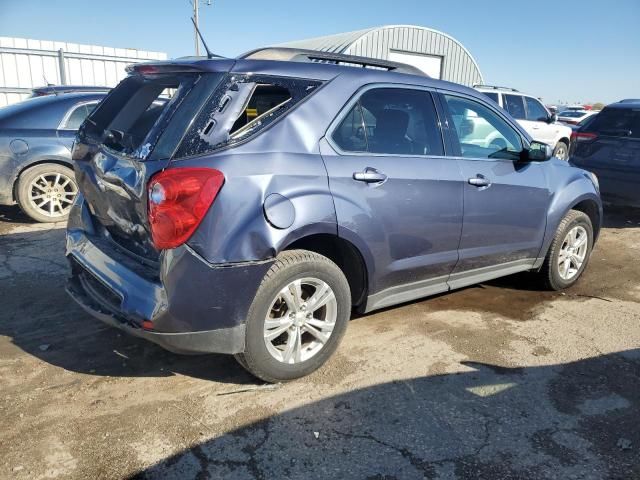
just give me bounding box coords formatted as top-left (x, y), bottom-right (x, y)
top-left (192, 0), bottom-right (213, 57)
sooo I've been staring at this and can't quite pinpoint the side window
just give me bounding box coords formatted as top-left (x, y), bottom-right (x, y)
top-left (63, 104), bottom-right (94, 130)
top-left (333, 104), bottom-right (367, 152)
top-left (356, 88), bottom-right (444, 155)
top-left (176, 75), bottom-right (321, 159)
top-left (504, 94), bottom-right (526, 120)
top-left (525, 97), bottom-right (549, 122)
top-left (481, 92), bottom-right (500, 104)
top-left (443, 94), bottom-right (523, 160)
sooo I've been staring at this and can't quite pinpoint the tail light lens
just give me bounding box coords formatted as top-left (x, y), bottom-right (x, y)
top-left (148, 168), bottom-right (224, 250)
top-left (571, 132), bottom-right (598, 142)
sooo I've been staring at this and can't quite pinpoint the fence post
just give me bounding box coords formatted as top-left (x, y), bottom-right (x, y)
top-left (57, 48), bottom-right (67, 85)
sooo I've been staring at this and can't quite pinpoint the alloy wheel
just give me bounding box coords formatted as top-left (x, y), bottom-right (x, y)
top-left (557, 226), bottom-right (588, 280)
top-left (263, 277), bottom-right (337, 364)
top-left (28, 172), bottom-right (77, 218)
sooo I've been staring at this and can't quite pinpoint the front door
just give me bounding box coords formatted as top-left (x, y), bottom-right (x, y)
top-left (438, 92), bottom-right (550, 286)
top-left (320, 86), bottom-right (464, 309)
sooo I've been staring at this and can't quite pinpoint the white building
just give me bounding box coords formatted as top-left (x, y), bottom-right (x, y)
top-left (0, 37), bottom-right (167, 106)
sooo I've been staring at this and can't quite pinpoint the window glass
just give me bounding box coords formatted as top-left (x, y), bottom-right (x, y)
top-left (587, 107), bottom-right (640, 138)
top-left (333, 104), bottom-right (367, 152)
top-left (525, 97), bottom-right (549, 122)
top-left (356, 88), bottom-right (444, 155)
top-left (504, 94), bottom-right (526, 120)
top-left (64, 104), bottom-right (91, 129)
top-left (176, 75), bottom-right (321, 159)
top-left (481, 92), bottom-right (500, 104)
top-left (443, 94), bottom-right (523, 160)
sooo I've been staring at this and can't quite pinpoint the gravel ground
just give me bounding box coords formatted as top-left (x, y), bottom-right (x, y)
top-left (0, 205), bottom-right (638, 480)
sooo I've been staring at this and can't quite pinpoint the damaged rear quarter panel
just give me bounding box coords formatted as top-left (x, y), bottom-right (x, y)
top-left (178, 78), bottom-right (348, 264)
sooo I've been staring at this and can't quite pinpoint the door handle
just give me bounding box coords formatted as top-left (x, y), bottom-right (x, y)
top-left (468, 175), bottom-right (491, 187)
top-left (353, 168), bottom-right (387, 183)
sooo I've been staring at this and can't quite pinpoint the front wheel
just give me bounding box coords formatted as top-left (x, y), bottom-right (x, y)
top-left (235, 250), bottom-right (351, 383)
top-left (537, 210), bottom-right (594, 290)
top-left (553, 141), bottom-right (569, 161)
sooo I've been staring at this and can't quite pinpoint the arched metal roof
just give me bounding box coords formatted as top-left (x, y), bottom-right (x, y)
top-left (276, 25), bottom-right (483, 86)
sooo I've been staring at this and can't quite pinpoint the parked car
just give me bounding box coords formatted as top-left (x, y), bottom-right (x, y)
top-left (475, 85), bottom-right (573, 160)
top-left (29, 85), bottom-right (111, 98)
top-left (66, 49), bottom-right (602, 382)
top-left (0, 92), bottom-right (106, 222)
top-left (570, 101), bottom-right (640, 207)
top-left (557, 109), bottom-right (598, 125)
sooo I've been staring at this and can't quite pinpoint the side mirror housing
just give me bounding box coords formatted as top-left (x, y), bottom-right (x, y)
top-left (547, 113), bottom-right (558, 124)
top-left (526, 141), bottom-right (553, 162)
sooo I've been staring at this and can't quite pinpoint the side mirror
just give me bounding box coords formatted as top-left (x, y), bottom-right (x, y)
top-left (547, 113), bottom-right (558, 124)
top-left (526, 141), bottom-right (553, 161)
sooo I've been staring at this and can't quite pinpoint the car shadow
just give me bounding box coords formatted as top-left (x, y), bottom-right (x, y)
top-left (602, 205), bottom-right (640, 228)
top-left (127, 350), bottom-right (640, 479)
top-left (0, 205), bottom-right (34, 224)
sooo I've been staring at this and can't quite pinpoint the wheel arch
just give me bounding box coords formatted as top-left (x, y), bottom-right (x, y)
top-left (281, 233), bottom-right (369, 310)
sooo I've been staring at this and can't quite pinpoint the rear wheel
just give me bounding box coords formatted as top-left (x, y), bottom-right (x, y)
top-left (537, 210), bottom-right (593, 290)
top-left (17, 164), bottom-right (78, 223)
top-left (235, 250), bottom-right (351, 383)
top-left (553, 141), bottom-right (569, 161)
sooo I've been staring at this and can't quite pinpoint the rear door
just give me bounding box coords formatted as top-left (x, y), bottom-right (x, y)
top-left (320, 85), bottom-right (464, 308)
top-left (438, 92), bottom-right (550, 285)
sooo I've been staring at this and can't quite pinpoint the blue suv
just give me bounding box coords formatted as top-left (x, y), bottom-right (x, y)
top-left (66, 49), bottom-right (602, 382)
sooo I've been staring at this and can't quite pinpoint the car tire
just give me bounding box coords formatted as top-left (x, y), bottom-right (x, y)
top-left (538, 210), bottom-right (593, 290)
top-left (553, 141), bottom-right (569, 161)
top-left (17, 163), bottom-right (78, 223)
top-left (235, 249), bottom-right (351, 383)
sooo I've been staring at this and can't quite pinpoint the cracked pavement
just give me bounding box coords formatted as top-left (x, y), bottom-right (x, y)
top-left (0, 205), bottom-right (639, 479)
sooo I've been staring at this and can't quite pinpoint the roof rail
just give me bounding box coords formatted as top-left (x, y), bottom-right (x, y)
top-left (473, 84), bottom-right (519, 92)
top-left (239, 47), bottom-right (427, 76)
top-left (619, 98), bottom-right (640, 104)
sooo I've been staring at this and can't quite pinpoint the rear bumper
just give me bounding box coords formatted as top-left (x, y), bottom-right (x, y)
top-left (66, 197), bottom-right (273, 354)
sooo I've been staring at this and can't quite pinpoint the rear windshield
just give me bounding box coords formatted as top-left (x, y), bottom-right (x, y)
top-left (586, 107), bottom-right (640, 138)
top-left (80, 72), bottom-right (223, 160)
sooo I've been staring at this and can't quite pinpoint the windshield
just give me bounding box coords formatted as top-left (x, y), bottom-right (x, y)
top-left (559, 111), bottom-right (587, 118)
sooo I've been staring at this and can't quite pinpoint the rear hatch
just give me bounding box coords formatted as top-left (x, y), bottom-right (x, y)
top-left (73, 66), bottom-right (226, 261)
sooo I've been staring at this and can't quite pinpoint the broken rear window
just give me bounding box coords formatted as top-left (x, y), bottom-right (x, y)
top-left (79, 72), bottom-right (224, 160)
top-left (174, 75), bottom-right (322, 159)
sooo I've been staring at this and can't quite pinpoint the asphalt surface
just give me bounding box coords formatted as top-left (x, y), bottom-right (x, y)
top-left (0, 205), bottom-right (639, 479)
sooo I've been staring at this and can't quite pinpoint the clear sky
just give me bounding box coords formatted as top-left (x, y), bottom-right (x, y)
top-left (1, 0), bottom-right (638, 104)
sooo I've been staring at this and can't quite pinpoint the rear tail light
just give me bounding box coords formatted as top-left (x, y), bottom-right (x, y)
top-left (571, 132), bottom-right (598, 142)
top-left (148, 168), bottom-right (224, 250)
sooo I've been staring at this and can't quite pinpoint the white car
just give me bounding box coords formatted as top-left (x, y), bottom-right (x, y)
top-left (474, 85), bottom-right (572, 160)
top-left (557, 110), bottom-right (598, 126)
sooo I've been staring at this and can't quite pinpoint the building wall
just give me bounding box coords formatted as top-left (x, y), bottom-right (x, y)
top-left (0, 37), bottom-right (167, 107)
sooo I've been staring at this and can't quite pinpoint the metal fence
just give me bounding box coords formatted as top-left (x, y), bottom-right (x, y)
top-left (0, 37), bottom-right (168, 107)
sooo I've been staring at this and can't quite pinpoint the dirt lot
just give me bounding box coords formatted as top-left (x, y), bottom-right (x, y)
top-left (0, 205), bottom-right (639, 480)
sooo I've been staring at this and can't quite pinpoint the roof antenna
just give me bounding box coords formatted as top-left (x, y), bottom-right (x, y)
top-left (190, 16), bottom-right (216, 59)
